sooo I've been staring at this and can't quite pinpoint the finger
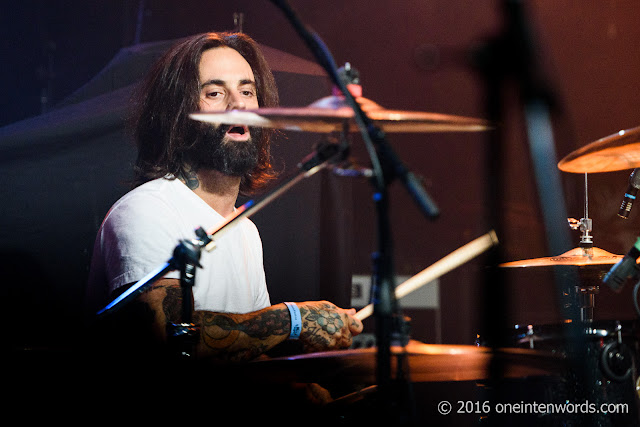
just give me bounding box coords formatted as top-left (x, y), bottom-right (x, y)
top-left (340, 336), bottom-right (352, 349)
top-left (349, 317), bottom-right (364, 334)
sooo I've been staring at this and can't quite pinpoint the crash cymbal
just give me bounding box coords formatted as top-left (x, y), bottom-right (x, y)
top-left (190, 95), bottom-right (491, 133)
top-left (558, 126), bottom-right (640, 173)
top-left (499, 246), bottom-right (623, 268)
top-left (245, 340), bottom-right (564, 384)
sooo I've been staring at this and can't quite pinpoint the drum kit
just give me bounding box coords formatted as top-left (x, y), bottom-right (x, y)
top-left (191, 74), bottom-right (640, 423)
top-left (178, 6), bottom-right (637, 421)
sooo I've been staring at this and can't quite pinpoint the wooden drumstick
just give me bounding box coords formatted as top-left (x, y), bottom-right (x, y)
top-left (354, 230), bottom-right (498, 321)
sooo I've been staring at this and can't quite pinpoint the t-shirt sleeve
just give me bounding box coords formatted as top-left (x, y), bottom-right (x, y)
top-left (99, 193), bottom-right (183, 295)
top-left (245, 219), bottom-right (271, 310)
top-left (253, 255), bottom-right (270, 309)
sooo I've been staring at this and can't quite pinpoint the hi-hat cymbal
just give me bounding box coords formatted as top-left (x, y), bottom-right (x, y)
top-left (499, 247), bottom-right (623, 268)
top-left (190, 95), bottom-right (491, 133)
top-left (244, 340), bottom-right (564, 384)
top-left (558, 126), bottom-right (640, 173)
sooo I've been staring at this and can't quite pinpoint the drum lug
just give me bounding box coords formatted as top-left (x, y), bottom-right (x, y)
top-left (616, 320), bottom-right (623, 344)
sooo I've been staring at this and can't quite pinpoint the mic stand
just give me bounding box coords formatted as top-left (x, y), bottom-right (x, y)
top-left (167, 235), bottom-right (204, 360)
top-left (96, 139), bottom-right (348, 359)
top-left (474, 1), bottom-right (591, 424)
top-left (633, 276), bottom-right (640, 318)
top-left (269, 1), bottom-right (438, 423)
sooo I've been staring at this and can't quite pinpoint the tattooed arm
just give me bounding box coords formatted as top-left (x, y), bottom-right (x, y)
top-left (132, 278), bottom-right (363, 362)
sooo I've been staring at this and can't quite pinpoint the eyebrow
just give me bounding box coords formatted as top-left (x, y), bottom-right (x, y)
top-left (200, 79), bottom-right (256, 89)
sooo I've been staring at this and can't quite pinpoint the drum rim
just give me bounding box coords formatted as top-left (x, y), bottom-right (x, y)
top-left (509, 319), bottom-right (640, 343)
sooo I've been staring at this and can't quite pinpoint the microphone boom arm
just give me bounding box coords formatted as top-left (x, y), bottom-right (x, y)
top-left (269, 0), bottom-right (440, 399)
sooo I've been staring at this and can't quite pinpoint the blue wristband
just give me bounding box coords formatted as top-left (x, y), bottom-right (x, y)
top-left (284, 302), bottom-right (301, 340)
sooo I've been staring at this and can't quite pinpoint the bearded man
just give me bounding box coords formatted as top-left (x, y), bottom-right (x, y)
top-left (86, 32), bottom-right (362, 363)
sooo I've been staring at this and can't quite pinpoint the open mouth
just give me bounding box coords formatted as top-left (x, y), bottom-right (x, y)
top-left (227, 125), bottom-right (247, 136)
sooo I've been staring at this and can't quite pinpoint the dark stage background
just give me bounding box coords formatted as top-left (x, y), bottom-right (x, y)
top-left (1, 1), bottom-right (640, 352)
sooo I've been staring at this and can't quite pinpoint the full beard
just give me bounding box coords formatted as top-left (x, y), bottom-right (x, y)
top-left (188, 124), bottom-right (261, 177)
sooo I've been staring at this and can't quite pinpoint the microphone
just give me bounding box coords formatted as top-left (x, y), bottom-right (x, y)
top-left (603, 237), bottom-right (640, 292)
top-left (618, 168), bottom-right (640, 219)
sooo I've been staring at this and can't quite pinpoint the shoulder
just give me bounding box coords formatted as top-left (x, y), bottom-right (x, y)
top-left (100, 178), bottom-right (185, 236)
top-left (238, 216), bottom-right (261, 239)
top-left (240, 216), bottom-right (259, 232)
top-left (107, 178), bottom-right (181, 220)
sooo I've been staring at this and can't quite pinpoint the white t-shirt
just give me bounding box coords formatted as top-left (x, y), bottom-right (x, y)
top-left (87, 177), bottom-right (270, 315)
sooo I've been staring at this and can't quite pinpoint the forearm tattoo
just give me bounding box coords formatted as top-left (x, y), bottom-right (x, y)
top-left (162, 285), bottom-right (183, 323)
top-left (156, 287), bottom-right (353, 358)
top-left (196, 307), bottom-right (291, 361)
top-left (158, 285), bottom-right (293, 360)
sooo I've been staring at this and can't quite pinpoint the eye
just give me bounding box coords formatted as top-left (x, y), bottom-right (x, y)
top-left (207, 91), bottom-right (223, 98)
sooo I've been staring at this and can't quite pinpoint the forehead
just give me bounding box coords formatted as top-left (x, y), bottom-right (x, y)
top-left (198, 46), bottom-right (255, 83)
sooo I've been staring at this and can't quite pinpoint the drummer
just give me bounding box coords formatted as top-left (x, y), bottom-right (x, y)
top-left (85, 32), bottom-right (363, 362)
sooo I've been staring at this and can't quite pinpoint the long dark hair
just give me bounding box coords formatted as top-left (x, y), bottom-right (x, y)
top-left (130, 32), bottom-right (279, 195)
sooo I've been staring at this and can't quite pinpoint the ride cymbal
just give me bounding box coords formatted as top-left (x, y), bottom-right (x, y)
top-left (558, 126), bottom-right (640, 173)
top-left (190, 95), bottom-right (491, 133)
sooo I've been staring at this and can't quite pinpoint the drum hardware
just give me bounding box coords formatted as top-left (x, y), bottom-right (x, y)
top-left (526, 324), bottom-right (535, 349)
top-left (482, 319), bottom-right (640, 425)
top-left (493, 321), bottom-right (638, 386)
top-left (600, 321), bottom-right (634, 382)
top-left (574, 284), bottom-right (599, 322)
top-left (501, 173), bottom-right (619, 321)
top-left (559, 123), bottom-right (640, 313)
top-left (566, 181), bottom-right (603, 321)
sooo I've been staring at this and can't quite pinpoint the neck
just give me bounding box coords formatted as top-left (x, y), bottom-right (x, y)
top-left (182, 169), bottom-right (240, 217)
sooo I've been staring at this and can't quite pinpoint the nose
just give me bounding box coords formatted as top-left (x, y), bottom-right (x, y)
top-left (227, 92), bottom-right (246, 110)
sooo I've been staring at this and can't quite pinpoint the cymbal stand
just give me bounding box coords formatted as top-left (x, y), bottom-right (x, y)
top-left (567, 173), bottom-right (593, 252)
top-left (270, 1), bottom-right (440, 424)
top-left (567, 172), bottom-right (599, 322)
top-left (96, 140), bottom-right (349, 358)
